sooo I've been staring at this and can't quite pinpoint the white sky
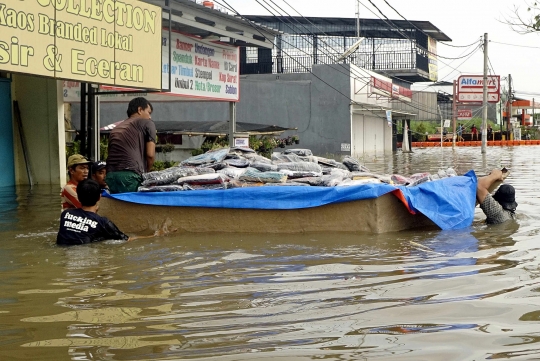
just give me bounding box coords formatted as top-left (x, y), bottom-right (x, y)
top-left (222, 0), bottom-right (540, 99)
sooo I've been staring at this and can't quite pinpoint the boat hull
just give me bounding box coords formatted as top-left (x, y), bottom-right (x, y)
top-left (98, 193), bottom-right (436, 234)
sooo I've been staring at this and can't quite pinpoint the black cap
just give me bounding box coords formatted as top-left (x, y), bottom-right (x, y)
top-left (493, 184), bottom-right (518, 211)
top-left (92, 161), bottom-right (106, 173)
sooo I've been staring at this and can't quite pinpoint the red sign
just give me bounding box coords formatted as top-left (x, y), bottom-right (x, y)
top-left (370, 77), bottom-right (392, 97)
top-left (457, 109), bottom-right (472, 120)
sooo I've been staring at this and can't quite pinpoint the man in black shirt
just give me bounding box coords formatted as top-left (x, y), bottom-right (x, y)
top-left (57, 179), bottom-right (129, 245)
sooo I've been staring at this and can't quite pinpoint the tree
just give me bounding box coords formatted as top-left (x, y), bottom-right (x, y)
top-left (504, 2), bottom-right (540, 33)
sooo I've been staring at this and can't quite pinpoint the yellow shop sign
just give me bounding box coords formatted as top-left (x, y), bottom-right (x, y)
top-left (0, 0), bottom-right (162, 89)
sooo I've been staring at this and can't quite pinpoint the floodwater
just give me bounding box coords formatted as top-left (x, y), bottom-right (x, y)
top-left (1, 146), bottom-right (540, 361)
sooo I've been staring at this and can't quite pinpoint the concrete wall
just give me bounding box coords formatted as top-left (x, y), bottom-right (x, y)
top-left (12, 75), bottom-right (65, 185)
top-left (72, 65), bottom-right (354, 158)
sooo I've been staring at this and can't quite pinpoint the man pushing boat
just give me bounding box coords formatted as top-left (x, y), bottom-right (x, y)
top-left (476, 169), bottom-right (517, 224)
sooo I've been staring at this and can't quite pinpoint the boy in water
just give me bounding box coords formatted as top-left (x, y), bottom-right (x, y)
top-left (61, 154), bottom-right (92, 210)
top-left (91, 161), bottom-right (109, 191)
top-left (57, 179), bottom-right (129, 245)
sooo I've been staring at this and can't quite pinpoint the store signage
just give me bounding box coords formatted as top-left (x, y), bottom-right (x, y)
top-left (0, 0), bottom-right (162, 89)
top-left (234, 138), bottom-right (249, 148)
top-left (160, 31), bottom-right (240, 101)
top-left (457, 75), bottom-right (500, 103)
top-left (457, 109), bottom-right (472, 120)
top-left (371, 77), bottom-right (412, 101)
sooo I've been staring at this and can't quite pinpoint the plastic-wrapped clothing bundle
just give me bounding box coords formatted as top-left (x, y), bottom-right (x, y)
top-left (391, 174), bottom-right (412, 185)
top-left (277, 161), bottom-right (322, 173)
top-left (183, 183), bottom-right (228, 191)
top-left (316, 157), bottom-right (349, 170)
top-left (230, 146), bottom-right (256, 154)
top-left (298, 155), bottom-right (317, 163)
top-left (177, 173), bottom-right (229, 186)
top-left (446, 168), bottom-right (458, 176)
top-left (410, 172), bottom-right (431, 181)
top-left (408, 176), bottom-right (432, 187)
top-left (181, 147), bottom-right (230, 166)
top-left (249, 162), bottom-right (278, 172)
top-left (239, 167), bottom-right (287, 183)
top-left (320, 173), bottom-right (345, 187)
top-left (224, 157), bottom-right (250, 168)
top-left (264, 182), bottom-right (310, 186)
top-left (217, 167), bottom-right (247, 179)
top-left (284, 149), bottom-right (313, 157)
top-left (200, 162), bottom-right (227, 171)
top-left (350, 171), bottom-right (391, 184)
top-left (330, 168), bottom-right (351, 178)
top-left (138, 185), bottom-right (185, 192)
top-left (243, 153), bottom-right (273, 164)
top-left (342, 156), bottom-right (360, 172)
top-left (271, 152), bottom-right (302, 163)
top-left (228, 179), bottom-right (265, 188)
top-left (193, 167), bottom-right (216, 175)
top-left (280, 169), bottom-right (322, 179)
top-left (291, 177), bottom-right (324, 186)
top-left (141, 166), bottom-right (200, 186)
top-left (338, 178), bottom-right (382, 186)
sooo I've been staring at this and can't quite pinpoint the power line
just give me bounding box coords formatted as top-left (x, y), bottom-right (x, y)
top-left (490, 40), bottom-right (540, 49)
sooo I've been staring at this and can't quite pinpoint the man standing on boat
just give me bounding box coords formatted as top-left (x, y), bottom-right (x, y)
top-left (106, 97), bottom-right (157, 193)
top-left (476, 169), bottom-right (517, 224)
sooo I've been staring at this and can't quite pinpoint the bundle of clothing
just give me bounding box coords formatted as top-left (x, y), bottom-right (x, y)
top-left (138, 147), bottom-right (458, 192)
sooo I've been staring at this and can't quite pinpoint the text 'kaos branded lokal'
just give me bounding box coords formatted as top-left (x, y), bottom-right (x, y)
top-left (0, 0), bottom-right (162, 89)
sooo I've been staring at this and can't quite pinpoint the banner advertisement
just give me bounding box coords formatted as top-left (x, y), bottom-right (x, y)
top-left (161, 31), bottom-right (240, 101)
top-left (0, 0), bottom-right (162, 89)
top-left (428, 37), bottom-right (438, 82)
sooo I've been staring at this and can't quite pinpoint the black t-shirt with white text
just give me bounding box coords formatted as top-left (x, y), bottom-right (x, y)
top-left (57, 208), bottom-right (128, 245)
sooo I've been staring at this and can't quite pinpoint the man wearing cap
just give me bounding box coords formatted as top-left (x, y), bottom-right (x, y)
top-left (91, 161), bottom-right (109, 191)
top-left (105, 97), bottom-right (156, 193)
top-left (476, 169), bottom-right (518, 224)
top-left (61, 154), bottom-right (92, 210)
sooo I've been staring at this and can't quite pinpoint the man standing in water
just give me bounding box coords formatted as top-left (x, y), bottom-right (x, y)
top-left (106, 97), bottom-right (157, 193)
top-left (61, 154), bottom-right (92, 210)
top-left (476, 169), bottom-right (517, 224)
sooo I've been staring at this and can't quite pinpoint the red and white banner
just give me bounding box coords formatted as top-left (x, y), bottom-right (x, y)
top-left (457, 109), bottom-right (472, 120)
top-left (457, 75), bottom-right (500, 103)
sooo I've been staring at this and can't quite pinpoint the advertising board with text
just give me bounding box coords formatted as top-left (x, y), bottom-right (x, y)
top-left (0, 0), bottom-right (162, 89)
top-left (161, 31), bottom-right (239, 101)
top-left (457, 75), bottom-right (500, 103)
top-left (457, 109), bottom-right (472, 120)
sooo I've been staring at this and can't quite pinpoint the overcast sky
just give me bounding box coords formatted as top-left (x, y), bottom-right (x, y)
top-left (222, 0), bottom-right (540, 99)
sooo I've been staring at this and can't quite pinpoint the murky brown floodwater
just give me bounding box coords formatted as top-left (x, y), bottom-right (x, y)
top-left (1, 146), bottom-right (540, 361)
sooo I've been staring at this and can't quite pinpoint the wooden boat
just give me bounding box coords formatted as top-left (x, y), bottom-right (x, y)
top-left (98, 170), bottom-right (507, 235)
top-left (98, 192), bottom-right (436, 234)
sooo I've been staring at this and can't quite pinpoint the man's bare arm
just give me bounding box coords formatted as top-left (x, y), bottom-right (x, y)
top-left (145, 141), bottom-right (155, 172)
top-left (477, 169), bottom-right (504, 204)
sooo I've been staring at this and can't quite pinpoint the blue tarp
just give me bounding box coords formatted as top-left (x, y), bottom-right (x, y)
top-left (103, 170), bottom-right (478, 231)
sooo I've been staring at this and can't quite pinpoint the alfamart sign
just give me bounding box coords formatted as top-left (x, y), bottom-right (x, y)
top-left (0, 0), bottom-right (162, 89)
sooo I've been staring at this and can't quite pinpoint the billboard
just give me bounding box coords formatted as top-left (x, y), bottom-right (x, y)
top-left (0, 0), bottom-right (162, 89)
top-left (457, 75), bottom-right (500, 103)
top-left (428, 37), bottom-right (438, 82)
top-left (66, 31), bottom-right (240, 102)
top-left (161, 31), bottom-right (240, 101)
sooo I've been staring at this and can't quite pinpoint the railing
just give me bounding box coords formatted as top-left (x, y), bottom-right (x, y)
top-left (242, 50), bottom-right (429, 75)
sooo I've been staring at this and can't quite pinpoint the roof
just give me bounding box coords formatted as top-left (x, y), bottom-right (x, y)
top-left (243, 16), bottom-right (452, 41)
top-left (144, 0), bottom-right (279, 48)
top-left (101, 120), bottom-right (296, 136)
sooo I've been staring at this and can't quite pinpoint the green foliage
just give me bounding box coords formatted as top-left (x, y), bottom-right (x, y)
top-left (100, 137), bottom-right (108, 161)
top-left (151, 160), bottom-right (179, 171)
top-left (66, 140), bottom-right (80, 159)
top-left (157, 143), bottom-right (175, 153)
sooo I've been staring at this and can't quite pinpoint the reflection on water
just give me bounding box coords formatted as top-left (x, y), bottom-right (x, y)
top-left (1, 147), bottom-right (540, 360)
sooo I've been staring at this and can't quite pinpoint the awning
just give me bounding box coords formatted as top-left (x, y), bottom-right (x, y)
top-left (101, 120), bottom-right (296, 136)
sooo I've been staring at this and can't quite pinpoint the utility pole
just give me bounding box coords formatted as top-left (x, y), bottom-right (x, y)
top-left (508, 74), bottom-right (512, 137)
top-left (481, 33), bottom-right (488, 153)
top-left (453, 80), bottom-right (457, 149)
